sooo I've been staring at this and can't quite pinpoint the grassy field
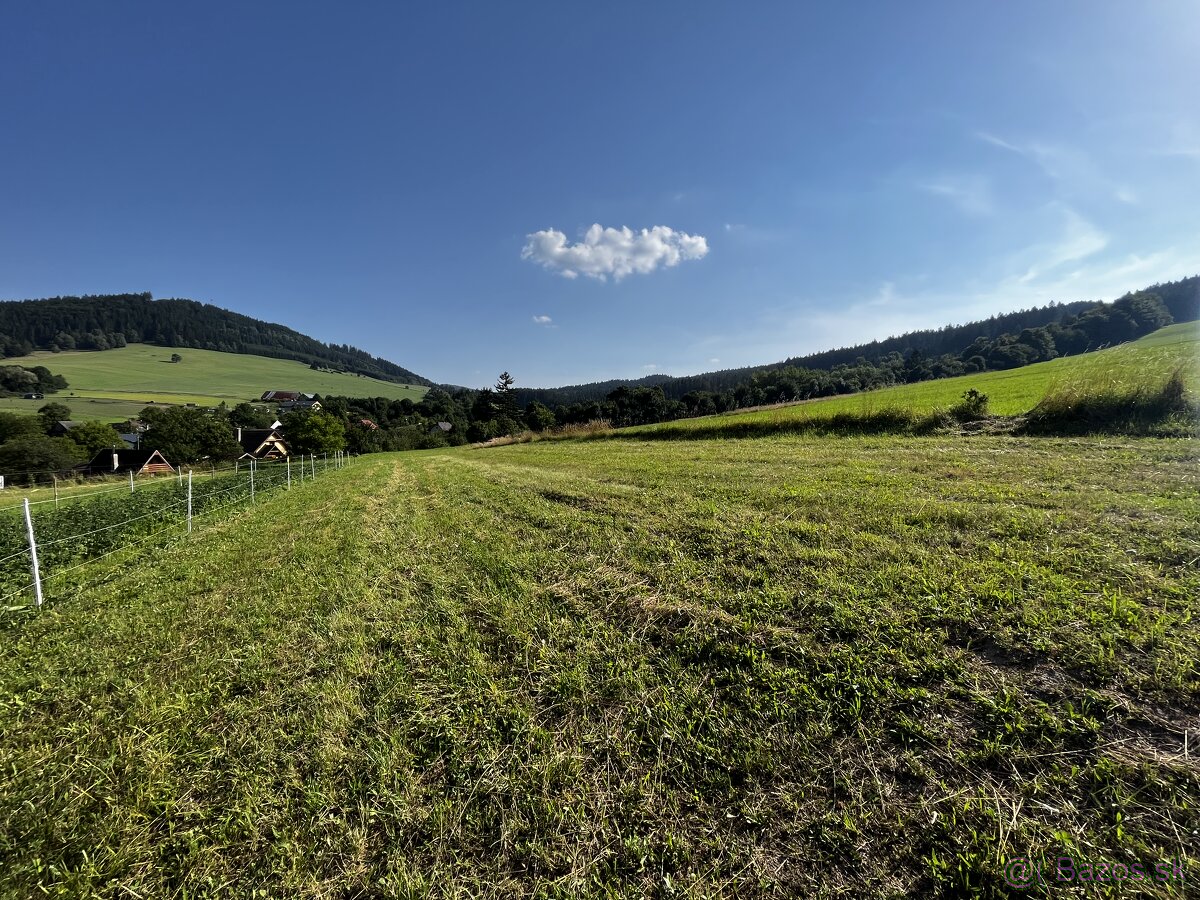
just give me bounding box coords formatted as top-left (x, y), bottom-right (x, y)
top-left (630, 323), bottom-right (1198, 439)
top-left (1, 429), bottom-right (1197, 896)
top-left (4, 344), bottom-right (427, 421)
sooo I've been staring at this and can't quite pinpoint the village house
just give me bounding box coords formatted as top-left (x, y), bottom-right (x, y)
top-left (261, 390), bottom-right (321, 414)
top-left (83, 449), bottom-right (175, 477)
top-left (278, 398), bottom-right (321, 413)
top-left (236, 426), bottom-right (290, 460)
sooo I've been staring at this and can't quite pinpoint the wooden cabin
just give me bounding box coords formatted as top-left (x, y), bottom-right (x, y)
top-left (237, 427), bottom-right (290, 460)
top-left (84, 449), bottom-right (175, 476)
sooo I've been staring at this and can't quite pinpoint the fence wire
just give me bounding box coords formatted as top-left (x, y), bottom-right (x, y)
top-left (0, 454), bottom-right (350, 615)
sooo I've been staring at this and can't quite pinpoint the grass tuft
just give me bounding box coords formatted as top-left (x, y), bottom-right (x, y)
top-left (1022, 368), bottom-right (1198, 436)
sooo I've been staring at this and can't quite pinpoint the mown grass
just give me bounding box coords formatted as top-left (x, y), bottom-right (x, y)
top-left (5, 343), bottom-right (427, 421)
top-left (629, 323), bottom-right (1199, 440)
top-left (1, 431), bottom-right (1197, 897)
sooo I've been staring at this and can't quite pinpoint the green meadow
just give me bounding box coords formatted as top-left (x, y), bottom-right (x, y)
top-left (2, 426), bottom-right (1197, 896)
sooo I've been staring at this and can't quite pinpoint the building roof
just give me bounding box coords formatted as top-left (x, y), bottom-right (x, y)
top-left (261, 390), bottom-right (316, 402)
top-left (237, 428), bottom-right (280, 452)
top-left (85, 448), bottom-right (174, 474)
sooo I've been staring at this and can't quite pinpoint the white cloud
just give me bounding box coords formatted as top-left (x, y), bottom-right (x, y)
top-left (918, 175), bottom-right (993, 216)
top-left (521, 224), bottom-right (709, 281)
top-left (532, 314), bottom-right (552, 325)
top-left (708, 357), bottom-right (721, 364)
top-left (642, 363), bottom-right (658, 371)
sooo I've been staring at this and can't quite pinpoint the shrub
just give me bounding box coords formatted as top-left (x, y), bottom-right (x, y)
top-left (949, 389), bottom-right (990, 422)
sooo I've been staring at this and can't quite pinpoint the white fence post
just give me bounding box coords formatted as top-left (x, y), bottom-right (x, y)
top-left (187, 470), bottom-right (193, 534)
top-left (250, 459), bottom-right (255, 504)
top-left (311, 455), bottom-right (316, 480)
top-left (53, 475), bottom-right (58, 509)
top-left (287, 455), bottom-right (291, 489)
top-left (23, 498), bottom-right (43, 609)
top-left (130, 470), bottom-right (135, 494)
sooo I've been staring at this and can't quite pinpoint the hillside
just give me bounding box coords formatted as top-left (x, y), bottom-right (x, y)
top-left (627, 321), bottom-right (1198, 438)
top-left (0, 293), bottom-right (430, 385)
top-left (515, 275), bottom-right (1199, 407)
top-left (2, 428), bottom-right (1197, 896)
top-left (0, 344), bottom-right (427, 421)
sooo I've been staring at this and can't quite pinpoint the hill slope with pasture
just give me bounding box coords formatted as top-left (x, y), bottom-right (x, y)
top-left (0, 293), bottom-right (429, 385)
top-left (0, 344), bottom-right (427, 421)
top-left (625, 321), bottom-right (1198, 438)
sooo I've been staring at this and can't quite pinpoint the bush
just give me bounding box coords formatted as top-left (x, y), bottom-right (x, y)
top-left (949, 389), bottom-right (990, 422)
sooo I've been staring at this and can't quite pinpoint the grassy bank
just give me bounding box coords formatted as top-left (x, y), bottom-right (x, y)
top-left (1, 432), bottom-right (1197, 897)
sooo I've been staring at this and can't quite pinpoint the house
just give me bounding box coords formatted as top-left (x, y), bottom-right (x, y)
top-left (261, 390), bottom-right (321, 414)
top-left (359, 418), bottom-right (379, 430)
top-left (260, 390), bottom-right (303, 402)
top-left (278, 398), bottom-right (321, 413)
top-left (236, 427), bottom-right (290, 460)
top-left (48, 420), bottom-right (79, 437)
top-left (431, 421), bottom-right (453, 433)
top-left (83, 449), bottom-right (175, 476)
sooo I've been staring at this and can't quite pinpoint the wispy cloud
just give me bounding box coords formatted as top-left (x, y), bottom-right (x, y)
top-left (641, 363), bottom-right (658, 372)
top-left (532, 314), bottom-right (553, 325)
top-left (522, 224), bottom-right (709, 281)
top-left (708, 357), bottom-right (720, 364)
top-left (917, 174), bottom-right (993, 216)
top-left (1016, 206), bottom-right (1108, 284)
top-left (975, 131), bottom-right (1137, 205)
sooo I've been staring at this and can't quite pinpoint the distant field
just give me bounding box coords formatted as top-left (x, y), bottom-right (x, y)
top-left (6, 344), bottom-right (427, 421)
top-left (633, 322), bottom-right (1199, 437)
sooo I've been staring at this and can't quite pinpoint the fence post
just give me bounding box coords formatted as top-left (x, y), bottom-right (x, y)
top-left (23, 498), bottom-right (43, 609)
top-left (287, 455), bottom-right (291, 489)
top-left (311, 455), bottom-right (316, 480)
top-left (187, 470), bottom-right (193, 534)
top-left (130, 470), bottom-right (135, 494)
top-left (53, 475), bottom-right (58, 509)
top-left (250, 459), bottom-right (255, 504)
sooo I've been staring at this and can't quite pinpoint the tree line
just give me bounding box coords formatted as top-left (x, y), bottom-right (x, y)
top-left (0, 365), bottom-right (68, 396)
top-left (514, 277), bottom-right (1199, 407)
top-left (322, 289), bottom-right (1183, 440)
top-left (0, 293), bottom-right (430, 385)
top-left (0, 403), bottom-right (352, 483)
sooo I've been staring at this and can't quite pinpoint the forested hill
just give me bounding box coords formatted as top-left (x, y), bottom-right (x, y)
top-left (513, 276), bottom-right (1200, 406)
top-left (0, 293), bottom-right (431, 385)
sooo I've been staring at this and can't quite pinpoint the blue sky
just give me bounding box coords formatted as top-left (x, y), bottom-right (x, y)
top-left (2, 2), bottom-right (1198, 387)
